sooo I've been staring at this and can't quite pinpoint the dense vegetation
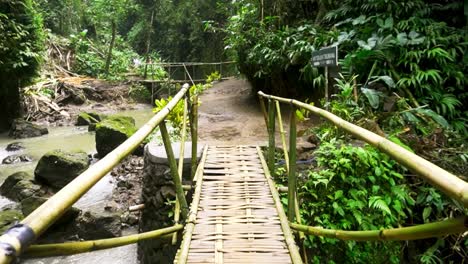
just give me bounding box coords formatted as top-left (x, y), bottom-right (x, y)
top-left (1, 1), bottom-right (466, 263)
top-left (221, 1), bottom-right (467, 262)
top-left (0, 0), bottom-right (44, 131)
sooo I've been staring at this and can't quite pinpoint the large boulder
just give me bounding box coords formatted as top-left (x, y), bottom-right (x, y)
top-left (95, 115), bottom-right (136, 158)
top-left (0, 209), bottom-right (24, 233)
top-left (0, 172), bottom-right (44, 201)
top-left (34, 149), bottom-right (90, 189)
top-left (75, 211), bottom-right (122, 239)
top-left (9, 119), bottom-right (48, 139)
top-left (76, 112), bottom-right (105, 126)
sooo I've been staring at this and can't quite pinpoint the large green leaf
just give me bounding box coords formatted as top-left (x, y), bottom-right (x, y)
top-left (361, 87), bottom-right (382, 109)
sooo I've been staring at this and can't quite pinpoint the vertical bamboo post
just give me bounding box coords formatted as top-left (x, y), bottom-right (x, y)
top-left (275, 101), bottom-right (289, 172)
top-left (259, 95), bottom-right (269, 129)
top-left (190, 95), bottom-right (199, 180)
top-left (267, 99), bottom-right (276, 175)
top-left (324, 66), bottom-right (329, 110)
top-left (172, 97), bottom-right (188, 245)
top-left (288, 105), bottom-right (297, 222)
top-left (159, 121), bottom-right (188, 218)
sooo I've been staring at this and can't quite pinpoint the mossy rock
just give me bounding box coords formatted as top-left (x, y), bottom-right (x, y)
top-left (76, 112), bottom-right (105, 126)
top-left (95, 115), bottom-right (137, 158)
top-left (0, 171), bottom-right (30, 194)
top-left (9, 119), bottom-right (48, 139)
top-left (0, 172), bottom-right (43, 202)
top-left (34, 149), bottom-right (90, 189)
top-left (0, 209), bottom-right (24, 233)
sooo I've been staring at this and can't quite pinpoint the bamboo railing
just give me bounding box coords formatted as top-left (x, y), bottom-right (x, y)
top-left (258, 90), bottom-right (468, 241)
top-left (0, 84), bottom-right (198, 263)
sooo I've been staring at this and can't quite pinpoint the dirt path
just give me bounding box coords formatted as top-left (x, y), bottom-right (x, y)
top-left (198, 78), bottom-right (269, 146)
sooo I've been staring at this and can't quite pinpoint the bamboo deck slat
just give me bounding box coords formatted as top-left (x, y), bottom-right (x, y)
top-left (175, 146), bottom-right (299, 264)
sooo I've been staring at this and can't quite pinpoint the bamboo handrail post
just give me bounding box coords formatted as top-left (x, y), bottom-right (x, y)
top-left (172, 97), bottom-right (189, 245)
top-left (288, 105), bottom-right (297, 223)
top-left (275, 101), bottom-right (289, 172)
top-left (190, 95), bottom-right (199, 180)
top-left (159, 120), bottom-right (189, 219)
top-left (256, 147), bottom-right (303, 264)
top-left (177, 146), bottom-right (208, 264)
top-left (259, 95), bottom-right (268, 128)
top-left (267, 99), bottom-right (276, 174)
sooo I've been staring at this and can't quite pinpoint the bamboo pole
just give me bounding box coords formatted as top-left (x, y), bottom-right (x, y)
top-left (159, 120), bottom-right (189, 219)
top-left (177, 146), bottom-right (208, 264)
top-left (190, 95), bottom-right (199, 180)
top-left (259, 95), bottom-right (269, 128)
top-left (267, 99), bottom-right (276, 174)
top-left (288, 105), bottom-right (297, 223)
top-left (24, 225), bottom-right (183, 257)
top-left (173, 97), bottom-right (189, 245)
top-left (289, 216), bottom-right (467, 241)
top-left (0, 85), bottom-right (190, 264)
top-left (258, 91), bottom-right (468, 208)
top-left (276, 103), bottom-right (305, 244)
top-left (256, 147), bottom-right (303, 264)
top-left (276, 101), bottom-right (289, 172)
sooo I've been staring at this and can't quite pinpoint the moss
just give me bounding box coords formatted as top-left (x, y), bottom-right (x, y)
top-left (76, 112), bottom-right (106, 126)
top-left (34, 149), bottom-right (90, 189)
top-left (0, 210), bottom-right (24, 233)
top-left (95, 115), bottom-right (137, 157)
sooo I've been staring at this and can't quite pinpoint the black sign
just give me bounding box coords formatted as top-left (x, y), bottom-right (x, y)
top-left (311, 46), bottom-right (338, 67)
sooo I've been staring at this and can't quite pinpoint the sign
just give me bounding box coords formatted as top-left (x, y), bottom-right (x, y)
top-left (311, 46), bottom-right (338, 67)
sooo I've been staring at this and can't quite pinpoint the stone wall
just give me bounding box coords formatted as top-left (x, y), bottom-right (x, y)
top-left (138, 142), bottom-right (202, 264)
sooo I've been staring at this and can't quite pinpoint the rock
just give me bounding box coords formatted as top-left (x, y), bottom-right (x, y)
top-left (21, 196), bottom-right (80, 224)
top-left (95, 115), bottom-right (137, 158)
top-left (296, 141), bottom-right (317, 154)
top-left (34, 149), bottom-right (90, 189)
top-left (9, 119), bottom-right (48, 139)
top-left (0, 172), bottom-right (44, 202)
top-left (76, 211), bottom-right (122, 239)
top-left (12, 180), bottom-right (43, 201)
top-left (5, 142), bottom-right (24, 152)
top-left (0, 209), bottom-right (24, 233)
top-left (2, 154), bottom-right (32, 164)
top-left (307, 134), bottom-right (320, 145)
top-left (121, 211), bottom-right (138, 226)
top-left (76, 112), bottom-right (104, 126)
top-left (0, 172), bottom-right (30, 196)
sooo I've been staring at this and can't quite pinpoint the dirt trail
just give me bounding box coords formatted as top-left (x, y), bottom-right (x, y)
top-left (198, 78), bottom-right (269, 146)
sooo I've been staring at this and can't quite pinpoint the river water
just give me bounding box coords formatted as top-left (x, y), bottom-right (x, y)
top-left (0, 107), bottom-right (154, 264)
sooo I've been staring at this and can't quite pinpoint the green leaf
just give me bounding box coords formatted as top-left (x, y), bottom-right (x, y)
top-left (369, 75), bottom-right (396, 89)
top-left (361, 87), bottom-right (382, 109)
top-left (422, 207), bottom-right (432, 222)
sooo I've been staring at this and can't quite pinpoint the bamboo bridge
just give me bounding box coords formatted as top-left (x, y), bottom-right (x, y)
top-left (0, 66), bottom-right (466, 263)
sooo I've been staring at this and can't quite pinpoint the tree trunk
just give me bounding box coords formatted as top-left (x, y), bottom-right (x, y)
top-left (0, 79), bottom-right (20, 132)
top-left (104, 20), bottom-right (117, 75)
top-left (144, 8), bottom-right (155, 79)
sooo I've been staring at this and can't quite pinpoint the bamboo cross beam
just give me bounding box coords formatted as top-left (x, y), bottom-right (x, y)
top-left (24, 225), bottom-right (183, 257)
top-left (289, 216), bottom-right (467, 241)
top-left (258, 91), bottom-right (468, 208)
